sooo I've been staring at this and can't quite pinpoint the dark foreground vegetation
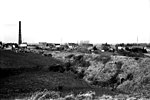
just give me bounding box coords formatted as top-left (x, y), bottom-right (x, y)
top-left (0, 50), bottom-right (119, 99)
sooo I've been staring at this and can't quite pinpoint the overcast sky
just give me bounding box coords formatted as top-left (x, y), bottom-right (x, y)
top-left (0, 0), bottom-right (150, 44)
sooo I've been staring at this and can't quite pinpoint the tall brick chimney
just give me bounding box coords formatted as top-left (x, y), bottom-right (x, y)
top-left (18, 21), bottom-right (22, 44)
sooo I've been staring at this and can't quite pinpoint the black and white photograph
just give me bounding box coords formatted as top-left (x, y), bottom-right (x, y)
top-left (0, 0), bottom-right (150, 99)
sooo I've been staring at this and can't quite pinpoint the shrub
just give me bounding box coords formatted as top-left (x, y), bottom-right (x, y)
top-left (76, 47), bottom-right (91, 53)
top-left (65, 54), bottom-right (75, 59)
top-left (64, 62), bottom-right (72, 71)
top-left (73, 55), bottom-right (84, 61)
top-left (118, 50), bottom-right (144, 57)
top-left (48, 64), bottom-right (65, 73)
top-left (115, 61), bottom-right (123, 70)
top-left (94, 54), bottom-right (111, 64)
top-left (71, 55), bottom-right (90, 68)
top-left (70, 67), bottom-right (78, 74)
top-left (93, 50), bottom-right (102, 54)
top-left (76, 70), bottom-right (85, 79)
top-left (134, 57), bottom-right (139, 60)
top-left (55, 85), bottom-right (64, 91)
top-left (79, 60), bottom-right (90, 67)
top-left (126, 73), bottom-right (133, 81)
top-left (117, 80), bottom-right (135, 93)
top-left (42, 53), bottom-right (52, 57)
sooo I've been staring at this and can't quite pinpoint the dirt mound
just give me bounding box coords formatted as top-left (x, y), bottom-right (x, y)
top-left (82, 55), bottom-right (150, 97)
top-left (48, 51), bottom-right (150, 97)
top-left (55, 52), bottom-right (150, 96)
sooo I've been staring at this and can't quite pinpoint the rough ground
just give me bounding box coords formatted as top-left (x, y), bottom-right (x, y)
top-left (0, 50), bottom-right (119, 99)
top-left (15, 90), bottom-right (150, 100)
top-left (49, 51), bottom-right (150, 98)
top-left (1, 49), bottom-right (150, 99)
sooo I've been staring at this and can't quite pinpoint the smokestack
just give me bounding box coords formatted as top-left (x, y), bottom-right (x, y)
top-left (18, 21), bottom-right (22, 44)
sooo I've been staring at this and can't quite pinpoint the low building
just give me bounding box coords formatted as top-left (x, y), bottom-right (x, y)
top-left (27, 44), bottom-right (37, 49)
top-left (67, 43), bottom-right (78, 49)
top-left (54, 43), bottom-right (61, 48)
top-left (145, 47), bottom-right (150, 52)
top-left (3, 43), bottom-right (18, 50)
top-left (19, 43), bottom-right (27, 48)
top-left (47, 43), bottom-right (55, 48)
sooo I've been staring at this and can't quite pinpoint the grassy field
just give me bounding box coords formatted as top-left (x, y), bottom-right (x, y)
top-left (0, 49), bottom-right (63, 69)
top-left (0, 50), bottom-right (119, 99)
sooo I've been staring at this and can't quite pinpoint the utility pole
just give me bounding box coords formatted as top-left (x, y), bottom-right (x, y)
top-left (137, 35), bottom-right (138, 45)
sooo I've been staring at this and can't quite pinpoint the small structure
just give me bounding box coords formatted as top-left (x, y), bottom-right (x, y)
top-left (19, 43), bottom-right (27, 48)
top-left (27, 44), bottom-right (37, 50)
top-left (47, 43), bottom-right (55, 48)
top-left (101, 43), bottom-right (111, 52)
top-left (54, 43), bottom-right (61, 48)
top-left (3, 43), bottom-right (18, 50)
top-left (67, 43), bottom-right (78, 49)
top-left (129, 46), bottom-right (147, 53)
top-left (38, 42), bottom-right (53, 50)
top-left (145, 47), bottom-right (150, 52)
